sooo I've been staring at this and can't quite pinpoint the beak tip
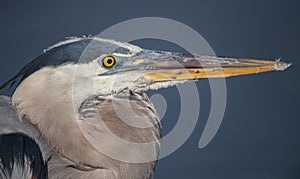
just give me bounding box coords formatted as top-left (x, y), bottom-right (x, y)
top-left (274, 61), bottom-right (292, 71)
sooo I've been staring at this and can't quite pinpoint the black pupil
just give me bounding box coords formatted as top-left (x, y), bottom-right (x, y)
top-left (107, 59), bottom-right (113, 64)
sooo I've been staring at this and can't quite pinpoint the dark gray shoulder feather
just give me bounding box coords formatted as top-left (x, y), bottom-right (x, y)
top-left (0, 96), bottom-right (49, 179)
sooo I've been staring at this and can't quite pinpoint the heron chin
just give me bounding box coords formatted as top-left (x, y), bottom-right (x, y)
top-left (0, 36), bottom-right (290, 178)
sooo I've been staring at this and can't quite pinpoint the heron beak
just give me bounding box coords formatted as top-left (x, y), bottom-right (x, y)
top-left (125, 50), bottom-right (291, 83)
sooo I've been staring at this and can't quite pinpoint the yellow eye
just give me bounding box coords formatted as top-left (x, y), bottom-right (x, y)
top-left (102, 56), bottom-right (116, 68)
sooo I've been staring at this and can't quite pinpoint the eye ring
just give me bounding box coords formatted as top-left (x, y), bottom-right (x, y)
top-left (102, 56), bottom-right (116, 68)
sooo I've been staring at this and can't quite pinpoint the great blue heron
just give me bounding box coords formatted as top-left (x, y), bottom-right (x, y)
top-left (0, 36), bottom-right (290, 178)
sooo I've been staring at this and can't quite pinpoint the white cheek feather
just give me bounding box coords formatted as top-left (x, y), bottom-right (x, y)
top-left (94, 71), bottom-right (188, 96)
top-left (94, 74), bottom-right (139, 95)
top-left (134, 80), bottom-right (187, 92)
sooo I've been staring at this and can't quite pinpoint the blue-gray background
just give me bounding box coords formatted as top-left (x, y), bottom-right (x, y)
top-left (0, 0), bottom-right (299, 178)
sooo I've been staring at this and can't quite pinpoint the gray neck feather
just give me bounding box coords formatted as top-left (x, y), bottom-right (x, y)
top-left (12, 67), bottom-right (160, 178)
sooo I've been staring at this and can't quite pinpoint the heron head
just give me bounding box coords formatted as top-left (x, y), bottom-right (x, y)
top-left (1, 36), bottom-right (291, 99)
